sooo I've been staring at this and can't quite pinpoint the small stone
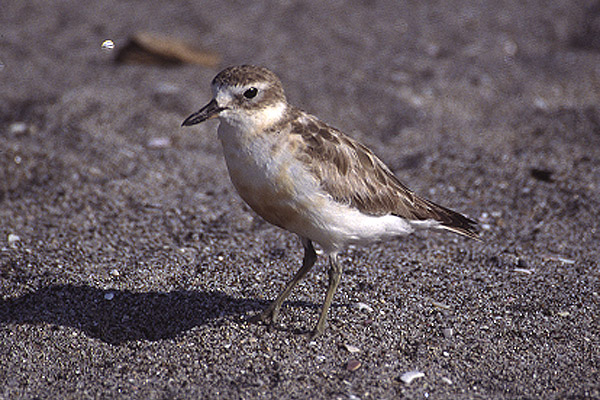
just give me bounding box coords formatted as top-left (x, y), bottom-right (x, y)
top-left (155, 82), bottom-right (179, 94)
top-left (104, 292), bottom-right (115, 301)
top-left (442, 328), bottom-right (454, 339)
top-left (7, 234), bottom-right (21, 244)
top-left (110, 269), bottom-right (120, 277)
top-left (534, 98), bottom-right (548, 110)
top-left (148, 137), bottom-right (171, 148)
top-left (502, 38), bottom-right (518, 56)
top-left (9, 122), bottom-right (27, 135)
top-left (355, 302), bottom-right (373, 313)
top-left (346, 359), bottom-right (361, 372)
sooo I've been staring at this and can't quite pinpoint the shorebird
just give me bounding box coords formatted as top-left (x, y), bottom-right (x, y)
top-left (182, 65), bottom-right (479, 337)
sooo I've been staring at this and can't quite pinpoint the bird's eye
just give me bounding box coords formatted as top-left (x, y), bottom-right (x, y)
top-left (243, 87), bottom-right (258, 99)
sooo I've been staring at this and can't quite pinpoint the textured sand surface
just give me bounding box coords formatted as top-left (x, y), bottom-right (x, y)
top-left (1, 1), bottom-right (599, 398)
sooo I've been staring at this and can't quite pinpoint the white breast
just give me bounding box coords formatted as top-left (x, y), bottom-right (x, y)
top-left (216, 121), bottom-right (421, 253)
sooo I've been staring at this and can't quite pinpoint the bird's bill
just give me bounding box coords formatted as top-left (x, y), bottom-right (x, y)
top-left (181, 99), bottom-right (224, 126)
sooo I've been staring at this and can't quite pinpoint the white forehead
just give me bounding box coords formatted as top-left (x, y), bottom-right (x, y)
top-left (212, 79), bottom-right (270, 94)
top-left (212, 80), bottom-right (272, 106)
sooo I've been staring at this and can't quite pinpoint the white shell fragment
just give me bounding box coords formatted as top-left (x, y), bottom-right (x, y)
top-left (400, 370), bottom-right (425, 384)
top-left (355, 302), bottom-right (374, 313)
top-left (514, 268), bottom-right (535, 275)
top-left (431, 300), bottom-right (451, 310)
top-left (8, 234), bottom-right (21, 244)
top-left (343, 344), bottom-right (360, 353)
top-left (101, 39), bottom-right (115, 51)
top-left (441, 377), bottom-right (453, 385)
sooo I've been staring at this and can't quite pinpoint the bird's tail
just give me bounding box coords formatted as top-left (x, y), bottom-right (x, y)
top-left (412, 198), bottom-right (481, 241)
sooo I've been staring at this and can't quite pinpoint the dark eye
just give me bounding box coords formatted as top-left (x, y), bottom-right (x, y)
top-left (243, 87), bottom-right (258, 99)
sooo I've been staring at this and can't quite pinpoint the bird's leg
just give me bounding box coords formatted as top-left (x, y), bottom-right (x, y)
top-left (311, 252), bottom-right (342, 338)
top-left (251, 238), bottom-right (317, 327)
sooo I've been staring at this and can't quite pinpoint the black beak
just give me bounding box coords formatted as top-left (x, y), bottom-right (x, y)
top-left (181, 99), bottom-right (224, 127)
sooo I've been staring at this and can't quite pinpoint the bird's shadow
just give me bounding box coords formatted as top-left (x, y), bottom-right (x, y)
top-left (0, 284), bottom-right (318, 344)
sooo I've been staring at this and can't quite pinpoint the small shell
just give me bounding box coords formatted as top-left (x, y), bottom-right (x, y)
top-left (343, 344), bottom-right (360, 354)
top-left (400, 370), bottom-right (425, 384)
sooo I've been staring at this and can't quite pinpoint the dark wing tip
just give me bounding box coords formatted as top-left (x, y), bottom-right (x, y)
top-left (433, 202), bottom-right (481, 241)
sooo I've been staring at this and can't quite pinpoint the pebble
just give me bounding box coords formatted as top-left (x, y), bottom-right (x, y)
top-left (346, 359), bottom-right (361, 372)
top-left (148, 137), bottom-right (171, 148)
top-left (155, 82), bottom-right (179, 94)
top-left (104, 292), bottom-right (115, 301)
top-left (9, 122), bottom-right (27, 135)
top-left (516, 258), bottom-right (528, 268)
top-left (502, 38), bottom-right (518, 56)
top-left (355, 302), bottom-right (373, 313)
top-left (110, 269), bottom-right (120, 277)
top-left (8, 234), bottom-right (21, 244)
top-left (442, 328), bottom-right (454, 339)
top-left (400, 370), bottom-right (425, 384)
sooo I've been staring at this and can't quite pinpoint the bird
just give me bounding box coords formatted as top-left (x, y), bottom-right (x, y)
top-left (182, 65), bottom-right (479, 337)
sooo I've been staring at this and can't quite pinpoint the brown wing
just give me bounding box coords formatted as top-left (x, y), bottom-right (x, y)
top-left (289, 110), bottom-right (479, 240)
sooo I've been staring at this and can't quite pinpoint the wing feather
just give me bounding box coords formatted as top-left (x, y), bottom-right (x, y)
top-left (288, 109), bottom-right (479, 240)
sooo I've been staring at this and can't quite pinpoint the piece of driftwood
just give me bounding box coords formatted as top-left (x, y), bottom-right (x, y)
top-left (115, 32), bottom-right (220, 67)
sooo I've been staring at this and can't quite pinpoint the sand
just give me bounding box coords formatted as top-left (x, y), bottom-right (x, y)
top-left (1, 1), bottom-right (599, 398)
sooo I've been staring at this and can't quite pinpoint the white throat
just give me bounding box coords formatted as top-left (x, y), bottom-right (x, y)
top-left (219, 101), bottom-right (287, 133)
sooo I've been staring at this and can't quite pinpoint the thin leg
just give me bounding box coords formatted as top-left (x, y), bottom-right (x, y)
top-left (251, 237), bottom-right (317, 326)
top-left (311, 252), bottom-right (342, 338)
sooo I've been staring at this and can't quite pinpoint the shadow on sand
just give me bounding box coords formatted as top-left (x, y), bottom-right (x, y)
top-left (0, 284), bottom-right (323, 344)
top-left (0, 284), bottom-right (268, 344)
